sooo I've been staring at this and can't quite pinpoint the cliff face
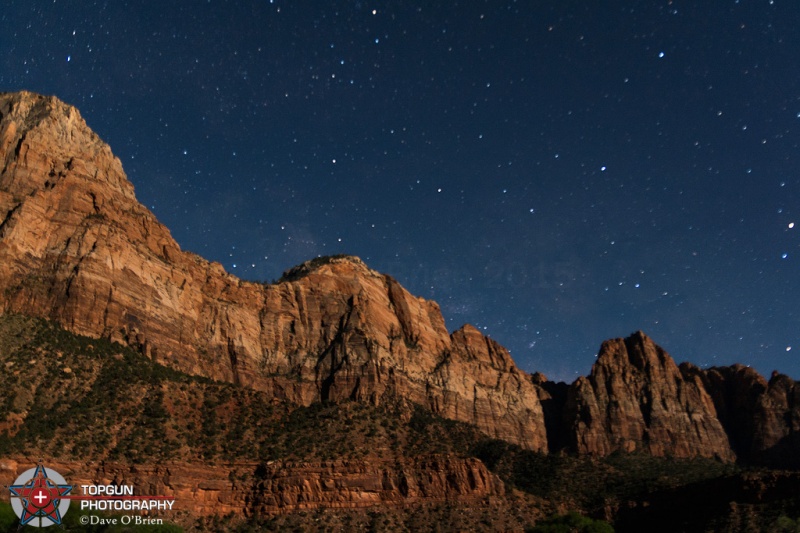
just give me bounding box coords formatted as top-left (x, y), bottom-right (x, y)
top-left (3, 91), bottom-right (800, 467)
top-left (563, 331), bottom-right (735, 461)
top-left (0, 91), bottom-right (547, 451)
top-left (555, 332), bottom-right (800, 463)
top-left (698, 365), bottom-right (800, 467)
top-left (0, 455), bottom-right (503, 517)
top-left (247, 456), bottom-right (504, 514)
top-left (750, 372), bottom-right (800, 467)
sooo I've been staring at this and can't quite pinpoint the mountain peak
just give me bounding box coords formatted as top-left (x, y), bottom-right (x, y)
top-left (279, 254), bottom-right (370, 282)
top-left (566, 330), bottom-right (735, 460)
top-left (0, 91), bottom-right (548, 450)
top-left (0, 90), bottom-right (135, 203)
top-left (4, 92), bottom-right (800, 467)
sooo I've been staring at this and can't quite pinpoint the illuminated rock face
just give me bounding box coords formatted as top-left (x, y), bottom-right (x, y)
top-left (563, 331), bottom-right (736, 461)
top-left (4, 91), bottom-right (799, 465)
top-left (0, 91), bottom-right (548, 451)
top-left (561, 332), bottom-right (800, 464)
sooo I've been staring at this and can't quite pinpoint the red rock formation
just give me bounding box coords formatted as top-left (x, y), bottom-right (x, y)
top-left (7, 91), bottom-right (799, 467)
top-left (0, 91), bottom-right (548, 451)
top-left (686, 363), bottom-right (765, 461)
top-left (0, 455), bottom-right (503, 518)
top-left (564, 331), bottom-right (735, 460)
top-left (247, 456), bottom-right (504, 514)
top-left (698, 365), bottom-right (800, 467)
top-left (531, 372), bottom-right (569, 453)
top-left (751, 372), bottom-right (800, 466)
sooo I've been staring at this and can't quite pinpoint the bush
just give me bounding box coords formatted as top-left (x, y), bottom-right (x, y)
top-left (0, 502), bottom-right (17, 531)
top-left (528, 512), bottom-right (614, 533)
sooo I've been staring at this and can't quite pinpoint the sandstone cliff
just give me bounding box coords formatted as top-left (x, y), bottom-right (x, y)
top-left (563, 331), bottom-right (735, 460)
top-left (3, 91), bottom-right (800, 467)
top-left (697, 365), bottom-right (800, 467)
top-left (0, 455), bottom-right (503, 517)
top-left (0, 91), bottom-right (547, 450)
top-left (247, 456), bottom-right (504, 514)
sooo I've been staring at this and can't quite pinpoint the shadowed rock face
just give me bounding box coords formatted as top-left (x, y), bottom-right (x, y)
top-left (751, 372), bottom-right (800, 466)
top-left (0, 91), bottom-right (548, 451)
top-left (686, 364), bottom-right (766, 461)
top-left (698, 365), bottom-right (800, 468)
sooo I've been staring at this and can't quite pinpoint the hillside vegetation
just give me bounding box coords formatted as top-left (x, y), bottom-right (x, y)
top-left (2, 314), bottom-right (799, 532)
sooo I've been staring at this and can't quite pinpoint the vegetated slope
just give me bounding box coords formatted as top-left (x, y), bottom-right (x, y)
top-left (0, 313), bottom-right (494, 465)
top-left (5, 314), bottom-right (800, 532)
top-left (0, 313), bottom-right (536, 530)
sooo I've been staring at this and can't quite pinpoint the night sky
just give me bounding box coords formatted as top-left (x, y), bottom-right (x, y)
top-left (2, 1), bottom-right (799, 382)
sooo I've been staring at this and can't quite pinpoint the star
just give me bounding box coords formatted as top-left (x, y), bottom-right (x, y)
top-left (9, 465), bottom-right (73, 526)
top-left (3, 1), bottom-right (799, 381)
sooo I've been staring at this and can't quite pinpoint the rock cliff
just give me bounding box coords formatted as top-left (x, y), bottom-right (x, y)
top-left (0, 91), bottom-right (547, 450)
top-left (0, 455), bottom-right (503, 517)
top-left (563, 331), bottom-right (735, 460)
top-left (247, 456), bottom-right (504, 514)
top-left (3, 91), bottom-right (800, 467)
top-left (553, 333), bottom-right (800, 463)
top-left (697, 365), bottom-right (800, 467)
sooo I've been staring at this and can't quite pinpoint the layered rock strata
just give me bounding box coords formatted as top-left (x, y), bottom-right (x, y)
top-left (0, 455), bottom-right (502, 518)
top-left (0, 91), bottom-right (547, 450)
top-left (563, 331), bottom-right (736, 460)
top-left (3, 91), bottom-right (800, 466)
top-left (247, 456), bottom-right (504, 514)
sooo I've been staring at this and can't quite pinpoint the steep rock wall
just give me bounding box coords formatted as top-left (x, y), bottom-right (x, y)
top-left (0, 91), bottom-right (548, 450)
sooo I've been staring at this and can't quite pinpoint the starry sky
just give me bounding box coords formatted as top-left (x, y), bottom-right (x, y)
top-left (2, 1), bottom-right (799, 382)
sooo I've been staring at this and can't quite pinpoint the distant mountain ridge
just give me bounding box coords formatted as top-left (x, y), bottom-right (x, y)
top-left (1, 90), bottom-right (799, 467)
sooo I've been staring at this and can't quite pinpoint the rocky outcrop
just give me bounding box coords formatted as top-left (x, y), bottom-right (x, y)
top-left (0, 91), bottom-right (548, 451)
top-left (687, 364), bottom-right (766, 462)
top-left (4, 91), bottom-right (800, 466)
top-left (750, 372), bottom-right (800, 467)
top-left (564, 331), bottom-right (735, 460)
top-left (247, 456), bottom-right (504, 514)
top-left (698, 365), bottom-right (800, 467)
top-left (0, 455), bottom-right (503, 518)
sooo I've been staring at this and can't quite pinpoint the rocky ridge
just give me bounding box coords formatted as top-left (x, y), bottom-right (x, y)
top-left (1, 91), bottom-right (799, 468)
top-left (0, 91), bottom-right (547, 450)
top-left (564, 332), bottom-right (735, 460)
top-left (558, 333), bottom-right (800, 465)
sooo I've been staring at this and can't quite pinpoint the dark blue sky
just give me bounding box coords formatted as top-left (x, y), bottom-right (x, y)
top-left (2, 1), bottom-right (799, 382)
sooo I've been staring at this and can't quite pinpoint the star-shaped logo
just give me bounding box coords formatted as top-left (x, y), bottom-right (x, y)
top-left (9, 465), bottom-right (72, 526)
